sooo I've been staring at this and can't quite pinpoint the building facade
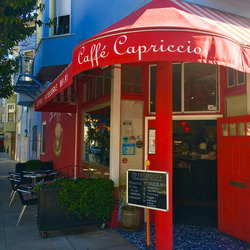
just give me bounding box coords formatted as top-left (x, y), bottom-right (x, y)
top-left (14, 0), bottom-right (145, 164)
top-left (15, 0), bottom-right (250, 249)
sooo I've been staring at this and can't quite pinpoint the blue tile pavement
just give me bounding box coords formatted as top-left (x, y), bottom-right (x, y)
top-left (115, 223), bottom-right (250, 250)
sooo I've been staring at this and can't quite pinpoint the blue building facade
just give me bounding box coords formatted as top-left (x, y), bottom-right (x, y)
top-left (15, 0), bottom-right (147, 161)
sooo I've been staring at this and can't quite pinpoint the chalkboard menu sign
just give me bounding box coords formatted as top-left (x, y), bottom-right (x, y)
top-left (127, 170), bottom-right (169, 211)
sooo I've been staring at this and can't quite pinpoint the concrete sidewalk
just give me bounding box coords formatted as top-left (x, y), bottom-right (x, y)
top-left (0, 153), bottom-right (138, 250)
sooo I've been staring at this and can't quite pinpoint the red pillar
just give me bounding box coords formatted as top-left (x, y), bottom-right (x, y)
top-left (75, 80), bottom-right (83, 170)
top-left (155, 61), bottom-right (173, 249)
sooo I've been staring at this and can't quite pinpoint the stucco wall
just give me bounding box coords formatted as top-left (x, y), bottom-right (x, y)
top-left (40, 112), bottom-right (76, 170)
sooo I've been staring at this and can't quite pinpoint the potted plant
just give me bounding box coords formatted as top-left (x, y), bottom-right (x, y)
top-left (34, 177), bottom-right (115, 237)
top-left (118, 174), bottom-right (141, 232)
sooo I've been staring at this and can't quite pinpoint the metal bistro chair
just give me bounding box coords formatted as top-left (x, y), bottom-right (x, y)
top-left (8, 176), bottom-right (32, 207)
top-left (16, 189), bottom-right (38, 226)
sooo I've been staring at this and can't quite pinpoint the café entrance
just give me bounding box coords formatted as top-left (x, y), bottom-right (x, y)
top-left (146, 117), bottom-right (218, 228)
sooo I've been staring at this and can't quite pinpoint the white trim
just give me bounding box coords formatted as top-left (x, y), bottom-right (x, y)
top-left (74, 27), bottom-right (249, 53)
top-left (172, 114), bottom-right (223, 120)
top-left (247, 73), bottom-right (250, 114)
top-left (41, 121), bottom-right (46, 154)
top-left (144, 114), bottom-right (221, 164)
top-left (110, 65), bottom-right (121, 186)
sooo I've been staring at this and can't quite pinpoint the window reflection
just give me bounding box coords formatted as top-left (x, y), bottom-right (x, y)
top-left (184, 63), bottom-right (218, 112)
top-left (229, 123), bottom-right (236, 136)
top-left (149, 63), bottom-right (218, 113)
top-left (238, 123), bottom-right (245, 136)
top-left (84, 107), bottom-right (110, 167)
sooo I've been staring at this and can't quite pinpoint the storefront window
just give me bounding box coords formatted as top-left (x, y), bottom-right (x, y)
top-left (237, 71), bottom-right (245, 86)
top-left (83, 67), bottom-right (111, 103)
top-left (227, 68), bottom-right (245, 87)
top-left (227, 68), bottom-right (235, 87)
top-left (150, 64), bottom-right (182, 113)
top-left (172, 64), bottom-right (182, 112)
top-left (184, 63), bottom-right (218, 112)
top-left (149, 63), bottom-right (218, 113)
top-left (83, 107), bottom-right (110, 178)
top-left (122, 65), bottom-right (142, 93)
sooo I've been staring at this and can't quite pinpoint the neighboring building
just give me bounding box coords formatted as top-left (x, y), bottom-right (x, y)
top-left (14, 27), bottom-right (38, 162)
top-left (14, 0), bottom-right (250, 249)
top-left (0, 98), bottom-right (5, 152)
top-left (3, 95), bottom-right (16, 158)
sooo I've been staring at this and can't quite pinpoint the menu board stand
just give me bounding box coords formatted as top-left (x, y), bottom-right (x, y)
top-left (127, 166), bottom-right (169, 249)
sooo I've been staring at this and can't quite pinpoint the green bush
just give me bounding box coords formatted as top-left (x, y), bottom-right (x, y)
top-left (34, 177), bottom-right (115, 222)
top-left (25, 160), bottom-right (44, 171)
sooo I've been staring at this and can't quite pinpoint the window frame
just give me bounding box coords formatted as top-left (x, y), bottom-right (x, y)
top-left (51, 0), bottom-right (71, 36)
top-left (227, 68), bottom-right (246, 88)
top-left (41, 122), bottom-right (46, 154)
top-left (121, 65), bottom-right (142, 94)
top-left (83, 67), bottom-right (112, 103)
top-left (32, 125), bottom-right (38, 153)
top-left (236, 71), bottom-right (245, 86)
top-left (6, 103), bottom-right (15, 122)
top-left (149, 62), bottom-right (219, 114)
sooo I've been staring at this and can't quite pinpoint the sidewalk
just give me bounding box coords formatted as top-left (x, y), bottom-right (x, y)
top-left (0, 152), bottom-right (138, 250)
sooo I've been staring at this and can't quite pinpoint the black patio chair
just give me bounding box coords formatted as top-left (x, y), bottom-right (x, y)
top-left (16, 189), bottom-right (38, 226)
top-left (8, 176), bottom-right (32, 207)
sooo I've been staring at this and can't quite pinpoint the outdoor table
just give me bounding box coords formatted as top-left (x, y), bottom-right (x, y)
top-left (23, 170), bottom-right (47, 186)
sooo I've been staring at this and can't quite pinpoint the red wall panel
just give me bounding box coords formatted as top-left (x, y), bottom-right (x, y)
top-left (40, 112), bottom-right (76, 171)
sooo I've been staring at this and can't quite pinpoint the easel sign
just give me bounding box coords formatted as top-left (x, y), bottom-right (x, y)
top-left (126, 169), bottom-right (169, 211)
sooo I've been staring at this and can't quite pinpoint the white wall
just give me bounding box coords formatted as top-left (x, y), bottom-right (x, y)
top-left (120, 100), bottom-right (144, 176)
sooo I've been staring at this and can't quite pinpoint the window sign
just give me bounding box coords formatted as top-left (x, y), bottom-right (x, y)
top-left (122, 143), bottom-right (135, 155)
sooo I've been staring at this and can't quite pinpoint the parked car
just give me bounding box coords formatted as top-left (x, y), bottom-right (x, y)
top-left (90, 146), bottom-right (101, 154)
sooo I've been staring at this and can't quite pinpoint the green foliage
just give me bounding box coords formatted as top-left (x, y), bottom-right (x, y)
top-left (118, 173), bottom-right (127, 208)
top-left (25, 160), bottom-right (44, 170)
top-left (32, 177), bottom-right (67, 194)
top-left (34, 178), bottom-right (116, 222)
top-left (0, 58), bottom-right (17, 98)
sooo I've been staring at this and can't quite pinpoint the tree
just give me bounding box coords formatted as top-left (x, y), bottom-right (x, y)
top-left (0, 0), bottom-right (48, 98)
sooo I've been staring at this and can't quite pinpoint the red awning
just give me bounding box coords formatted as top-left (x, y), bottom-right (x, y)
top-left (72, 0), bottom-right (250, 74)
top-left (35, 63), bottom-right (76, 112)
top-left (35, 0), bottom-right (250, 111)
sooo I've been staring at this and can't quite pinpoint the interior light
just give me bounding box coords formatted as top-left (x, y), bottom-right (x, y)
top-left (181, 121), bottom-right (186, 127)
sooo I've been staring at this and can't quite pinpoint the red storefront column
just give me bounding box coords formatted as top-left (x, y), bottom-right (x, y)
top-left (74, 80), bottom-right (83, 175)
top-left (155, 61), bottom-right (173, 249)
